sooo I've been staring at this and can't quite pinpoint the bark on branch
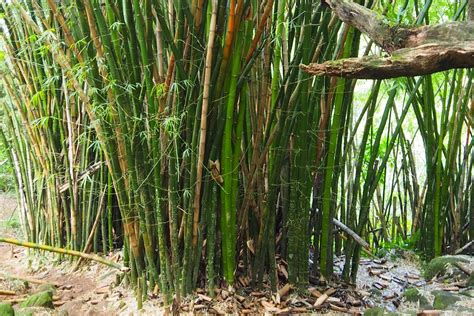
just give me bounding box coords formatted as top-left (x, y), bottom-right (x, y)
top-left (301, 42), bottom-right (474, 79)
top-left (301, 0), bottom-right (474, 79)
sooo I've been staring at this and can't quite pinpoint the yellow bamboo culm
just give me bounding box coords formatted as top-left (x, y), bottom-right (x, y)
top-left (0, 237), bottom-right (128, 272)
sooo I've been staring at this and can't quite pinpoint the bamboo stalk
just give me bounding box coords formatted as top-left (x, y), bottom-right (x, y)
top-left (0, 237), bottom-right (128, 272)
top-left (193, 0), bottom-right (218, 251)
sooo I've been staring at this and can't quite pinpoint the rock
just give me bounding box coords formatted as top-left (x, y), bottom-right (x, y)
top-left (15, 308), bottom-right (34, 316)
top-left (432, 290), bottom-right (461, 310)
top-left (403, 287), bottom-right (431, 308)
top-left (369, 288), bottom-right (382, 296)
top-left (15, 306), bottom-right (66, 316)
top-left (468, 273), bottom-right (474, 287)
top-left (423, 255), bottom-right (470, 280)
top-left (19, 290), bottom-right (54, 309)
top-left (0, 303), bottom-right (15, 316)
top-left (460, 288), bottom-right (474, 298)
top-left (456, 306), bottom-right (474, 314)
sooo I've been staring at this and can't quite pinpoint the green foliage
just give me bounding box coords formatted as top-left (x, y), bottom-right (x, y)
top-left (34, 283), bottom-right (57, 295)
top-left (362, 133), bottom-right (393, 184)
top-left (376, 231), bottom-right (420, 257)
top-left (4, 216), bottom-right (20, 230)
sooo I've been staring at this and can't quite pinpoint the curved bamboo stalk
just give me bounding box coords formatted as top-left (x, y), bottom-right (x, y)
top-left (0, 237), bottom-right (128, 272)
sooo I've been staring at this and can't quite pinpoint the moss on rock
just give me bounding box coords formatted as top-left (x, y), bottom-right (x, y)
top-left (423, 255), bottom-right (469, 280)
top-left (403, 287), bottom-right (431, 308)
top-left (468, 273), bottom-right (474, 287)
top-left (34, 283), bottom-right (56, 295)
top-left (0, 303), bottom-right (15, 316)
top-left (19, 290), bottom-right (54, 309)
top-left (433, 290), bottom-right (461, 310)
top-left (364, 307), bottom-right (385, 316)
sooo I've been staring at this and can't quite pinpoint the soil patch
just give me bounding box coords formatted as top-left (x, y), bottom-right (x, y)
top-left (0, 194), bottom-right (130, 316)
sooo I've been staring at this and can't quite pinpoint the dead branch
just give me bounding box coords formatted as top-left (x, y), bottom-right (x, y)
top-left (301, 0), bottom-right (474, 79)
top-left (301, 42), bottom-right (474, 79)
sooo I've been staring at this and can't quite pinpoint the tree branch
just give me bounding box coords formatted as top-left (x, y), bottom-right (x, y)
top-left (301, 42), bottom-right (474, 79)
top-left (322, 0), bottom-right (414, 52)
top-left (301, 0), bottom-right (474, 79)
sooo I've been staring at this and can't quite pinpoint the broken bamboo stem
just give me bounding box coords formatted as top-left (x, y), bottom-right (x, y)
top-left (332, 218), bottom-right (371, 253)
top-left (314, 208), bottom-right (372, 255)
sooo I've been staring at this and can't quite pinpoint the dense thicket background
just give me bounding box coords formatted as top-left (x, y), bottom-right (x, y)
top-left (0, 0), bottom-right (472, 304)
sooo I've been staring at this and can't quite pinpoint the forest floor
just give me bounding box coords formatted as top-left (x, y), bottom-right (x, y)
top-left (0, 193), bottom-right (473, 315)
top-left (0, 193), bottom-right (144, 316)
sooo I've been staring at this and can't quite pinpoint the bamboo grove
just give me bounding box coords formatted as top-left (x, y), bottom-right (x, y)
top-left (0, 0), bottom-right (473, 305)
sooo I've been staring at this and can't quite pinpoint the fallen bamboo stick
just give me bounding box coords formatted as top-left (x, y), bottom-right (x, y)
top-left (332, 218), bottom-right (372, 252)
top-left (313, 208), bottom-right (373, 256)
top-left (455, 241), bottom-right (473, 255)
top-left (1, 295), bottom-right (61, 304)
top-left (0, 289), bottom-right (16, 296)
top-left (0, 237), bottom-right (129, 272)
top-left (454, 262), bottom-right (472, 276)
top-left (1, 298), bottom-right (26, 304)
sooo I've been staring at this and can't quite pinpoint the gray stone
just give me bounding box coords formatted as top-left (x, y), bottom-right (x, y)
top-left (14, 308), bottom-right (34, 316)
top-left (433, 290), bottom-right (461, 310)
top-left (424, 255), bottom-right (470, 280)
top-left (403, 287), bottom-right (431, 308)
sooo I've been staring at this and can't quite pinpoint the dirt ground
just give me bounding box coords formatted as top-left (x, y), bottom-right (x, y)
top-left (0, 194), bottom-right (144, 316)
top-left (0, 193), bottom-right (19, 237)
